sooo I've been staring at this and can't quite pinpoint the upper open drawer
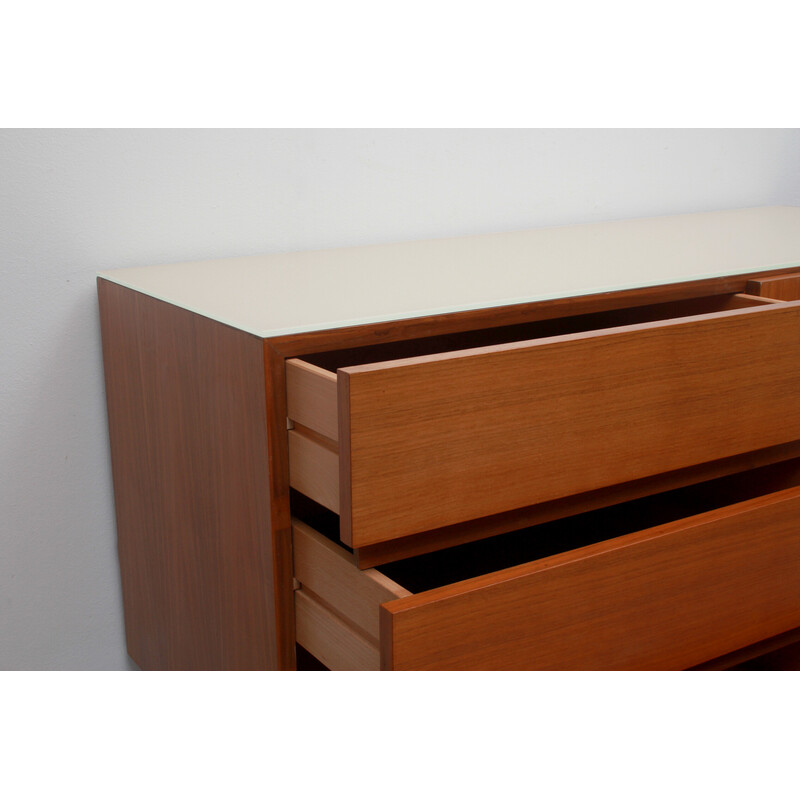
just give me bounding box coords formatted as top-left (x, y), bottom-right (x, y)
top-left (286, 293), bottom-right (800, 549)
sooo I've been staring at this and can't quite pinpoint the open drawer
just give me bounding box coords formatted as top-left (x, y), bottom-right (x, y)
top-left (286, 293), bottom-right (800, 549)
top-left (293, 458), bottom-right (800, 670)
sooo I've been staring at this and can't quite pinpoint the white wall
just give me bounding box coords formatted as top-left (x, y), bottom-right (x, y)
top-left (1, 128), bottom-right (799, 669)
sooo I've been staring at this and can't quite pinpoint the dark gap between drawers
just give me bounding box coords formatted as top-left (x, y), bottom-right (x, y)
top-left (292, 458), bottom-right (800, 595)
top-left (301, 294), bottom-right (757, 371)
top-left (291, 489), bottom-right (352, 551)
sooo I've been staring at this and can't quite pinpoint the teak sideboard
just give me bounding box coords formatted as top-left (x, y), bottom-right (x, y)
top-left (98, 206), bottom-right (800, 670)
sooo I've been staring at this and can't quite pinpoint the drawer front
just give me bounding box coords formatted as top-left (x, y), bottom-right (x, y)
top-left (380, 486), bottom-right (800, 670)
top-left (336, 302), bottom-right (800, 547)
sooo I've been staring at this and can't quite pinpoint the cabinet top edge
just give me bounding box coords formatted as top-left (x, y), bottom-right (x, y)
top-left (97, 206), bottom-right (800, 338)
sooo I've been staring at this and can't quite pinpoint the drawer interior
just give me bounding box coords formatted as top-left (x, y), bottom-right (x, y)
top-left (294, 456), bottom-right (800, 595)
top-left (299, 292), bottom-right (773, 371)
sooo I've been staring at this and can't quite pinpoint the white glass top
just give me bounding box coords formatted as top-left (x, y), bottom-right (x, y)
top-left (98, 206), bottom-right (800, 338)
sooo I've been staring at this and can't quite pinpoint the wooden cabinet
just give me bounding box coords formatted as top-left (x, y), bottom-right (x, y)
top-left (98, 206), bottom-right (800, 670)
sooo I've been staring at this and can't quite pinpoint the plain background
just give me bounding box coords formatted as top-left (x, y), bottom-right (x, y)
top-left (2, 128), bottom-right (800, 670)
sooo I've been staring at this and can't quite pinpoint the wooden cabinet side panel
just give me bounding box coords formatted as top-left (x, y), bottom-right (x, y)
top-left (98, 279), bottom-right (282, 669)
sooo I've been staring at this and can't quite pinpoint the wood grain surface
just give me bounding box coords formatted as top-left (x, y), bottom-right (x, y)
top-left (381, 486), bottom-right (800, 670)
top-left (288, 430), bottom-right (339, 513)
top-left (295, 590), bottom-right (379, 670)
top-left (98, 279), bottom-right (285, 669)
top-left (747, 274), bottom-right (800, 300)
top-left (286, 358), bottom-right (338, 440)
top-left (353, 440), bottom-right (800, 566)
top-left (292, 519), bottom-right (409, 641)
top-left (285, 294), bottom-right (765, 442)
top-left (264, 343), bottom-right (299, 669)
top-left (339, 301), bottom-right (800, 547)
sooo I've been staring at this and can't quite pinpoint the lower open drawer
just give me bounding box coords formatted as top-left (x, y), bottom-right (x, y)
top-left (293, 458), bottom-right (800, 670)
